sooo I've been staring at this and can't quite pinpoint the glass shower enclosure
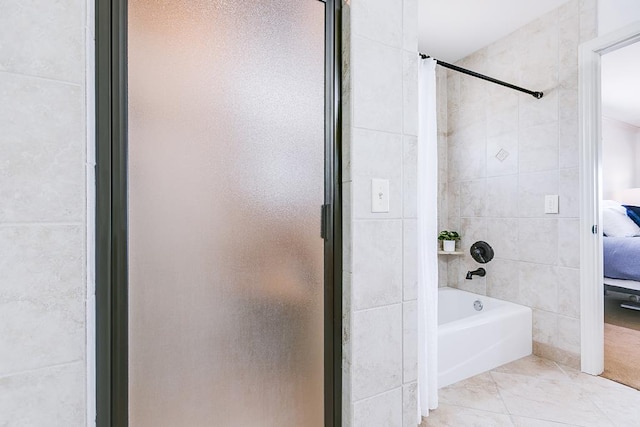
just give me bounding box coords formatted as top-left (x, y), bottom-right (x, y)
top-left (125, 1), bottom-right (329, 425)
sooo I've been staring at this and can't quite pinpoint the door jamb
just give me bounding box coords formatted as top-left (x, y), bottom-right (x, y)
top-left (579, 21), bottom-right (640, 375)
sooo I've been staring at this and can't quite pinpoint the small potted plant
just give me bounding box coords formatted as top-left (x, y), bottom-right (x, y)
top-left (438, 230), bottom-right (460, 252)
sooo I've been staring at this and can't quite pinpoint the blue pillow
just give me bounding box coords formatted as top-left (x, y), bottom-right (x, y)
top-left (623, 205), bottom-right (640, 228)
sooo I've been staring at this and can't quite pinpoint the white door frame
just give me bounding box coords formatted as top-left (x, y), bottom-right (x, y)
top-left (579, 21), bottom-right (640, 375)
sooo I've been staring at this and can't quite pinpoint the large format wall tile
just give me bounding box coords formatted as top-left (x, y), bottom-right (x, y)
top-left (559, 118), bottom-right (579, 168)
top-left (402, 0), bottom-right (417, 52)
top-left (352, 36), bottom-right (403, 133)
top-left (556, 315), bottom-right (580, 354)
top-left (0, 0), bottom-right (84, 83)
top-left (402, 382), bottom-right (418, 427)
top-left (557, 267), bottom-right (580, 318)
top-left (518, 218), bottom-right (558, 265)
top-left (0, 224), bottom-right (85, 371)
top-left (486, 218), bottom-right (519, 261)
top-left (558, 218), bottom-right (580, 268)
top-left (0, 225), bottom-right (84, 302)
top-left (403, 219), bottom-right (417, 301)
top-left (353, 388), bottom-right (402, 427)
top-left (403, 136), bottom-right (418, 218)
top-left (559, 168), bottom-right (579, 217)
top-left (532, 308), bottom-right (558, 345)
top-left (518, 122), bottom-right (559, 173)
top-left (485, 176), bottom-right (518, 218)
top-left (519, 90), bottom-right (559, 129)
top-left (486, 259), bottom-right (520, 303)
top-left (403, 52), bottom-right (418, 137)
top-left (402, 301), bottom-right (417, 383)
top-left (0, 362), bottom-right (85, 427)
top-left (459, 179), bottom-right (486, 218)
top-left (343, 182), bottom-right (353, 273)
top-left (352, 220), bottom-right (403, 310)
top-left (447, 136), bottom-right (486, 182)
top-left (351, 0), bottom-right (403, 49)
top-left (0, 298), bottom-right (84, 376)
top-left (519, 263), bottom-right (558, 312)
top-left (352, 304), bottom-right (402, 401)
top-left (0, 74), bottom-right (84, 223)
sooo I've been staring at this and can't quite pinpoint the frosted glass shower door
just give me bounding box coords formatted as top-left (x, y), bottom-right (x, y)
top-left (127, 1), bottom-right (326, 425)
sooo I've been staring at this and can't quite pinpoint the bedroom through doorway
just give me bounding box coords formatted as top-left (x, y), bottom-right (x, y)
top-left (600, 39), bottom-right (640, 391)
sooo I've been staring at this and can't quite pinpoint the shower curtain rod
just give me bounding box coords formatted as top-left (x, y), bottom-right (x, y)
top-left (419, 53), bottom-right (544, 99)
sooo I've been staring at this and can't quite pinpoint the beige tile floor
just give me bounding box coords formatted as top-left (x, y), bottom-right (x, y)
top-left (421, 355), bottom-right (640, 427)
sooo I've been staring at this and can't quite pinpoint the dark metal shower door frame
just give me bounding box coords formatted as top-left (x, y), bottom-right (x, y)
top-left (94, 1), bottom-right (342, 425)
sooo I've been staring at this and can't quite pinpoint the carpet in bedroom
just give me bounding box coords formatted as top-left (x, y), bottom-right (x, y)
top-left (602, 322), bottom-right (640, 390)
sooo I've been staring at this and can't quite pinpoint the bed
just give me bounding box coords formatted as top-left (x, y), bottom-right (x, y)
top-left (603, 201), bottom-right (640, 308)
top-left (603, 237), bottom-right (640, 296)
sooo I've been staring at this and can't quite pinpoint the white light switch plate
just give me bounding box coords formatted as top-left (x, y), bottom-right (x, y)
top-left (371, 178), bottom-right (390, 213)
top-left (545, 195), bottom-right (559, 214)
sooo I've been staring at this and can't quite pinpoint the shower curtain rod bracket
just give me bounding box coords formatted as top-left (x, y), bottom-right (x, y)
top-left (419, 53), bottom-right (543, 99)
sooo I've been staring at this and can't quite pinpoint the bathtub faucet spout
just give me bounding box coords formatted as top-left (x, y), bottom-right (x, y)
top-left (466, 268), bottom-right (486, 280)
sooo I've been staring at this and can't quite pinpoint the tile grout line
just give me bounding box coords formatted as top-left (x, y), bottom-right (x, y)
top-left (0, 359), bottom-right (84, 380)
top-left (489, 369), bottom-right (513, 418)
top-left (353, 385), bottom-right (403, 405)
top-left (554, 361), bottom-right (618, 426)
top-left (0, 69), bottom-right (82, 87)
top-left (0, 222), bottom-right (84, 227)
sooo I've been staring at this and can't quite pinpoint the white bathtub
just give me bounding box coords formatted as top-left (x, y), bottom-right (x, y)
top-left (438, 287), bottom-right (532, 388)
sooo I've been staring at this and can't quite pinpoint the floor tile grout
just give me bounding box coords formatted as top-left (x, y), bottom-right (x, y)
top-left (426, 355), bottom-right (640, 427)
top-left (490, 370), bottom-right (512, 418)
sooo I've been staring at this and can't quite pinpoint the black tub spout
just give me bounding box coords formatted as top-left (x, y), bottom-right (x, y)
top-left (466, 268), bottom-right (486, 280)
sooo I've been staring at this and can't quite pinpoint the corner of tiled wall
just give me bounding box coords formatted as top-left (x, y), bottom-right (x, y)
top-left (0, 0), bottom-right (89, 425)
top-left (342, 0), bottom-right (419, 425)
top-left (436, 68), bottom-right (449, 287)
top-left (441, 0), bottom-right (598, 369)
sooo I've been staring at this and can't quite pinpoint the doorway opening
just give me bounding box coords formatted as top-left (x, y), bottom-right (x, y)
top-left (579, 21), bottom-right (640, 379)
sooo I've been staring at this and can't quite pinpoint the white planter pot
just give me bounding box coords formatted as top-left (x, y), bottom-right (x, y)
top-left (443, 240), bottom-right (456, 252)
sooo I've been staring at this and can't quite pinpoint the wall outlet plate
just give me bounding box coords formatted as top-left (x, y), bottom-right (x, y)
top-left (545, 194), bottom-right (559, 214)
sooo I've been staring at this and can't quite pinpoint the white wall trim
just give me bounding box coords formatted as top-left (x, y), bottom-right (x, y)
top-left (579, 21), bottom-right (640, 375)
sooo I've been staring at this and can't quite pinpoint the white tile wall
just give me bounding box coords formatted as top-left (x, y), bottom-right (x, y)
top-left (518, 218), bottom-right (558, 265)
top-left (352, 36), bottom-right (403, 133)
top-left (403, 136), bottom-right (418, 217)
top-left (0, 0), bottom-right (85, 84)
top-left (353, 388), bottom-right (403, 427)
top-left (403, 219), bottom-right (418, 301)
top-left (440, 1), bottom-right (597, 367)
top-left (342, 0), bottom-right (418, 423)
top-left (352, 220), bottom-right (403, 310)
top-left (352, 304), bottom-right (403, 401)
top-left (402, 301), bottom-right (418, 383)
top-left (351, 0), bottom-right (403, 49)
top-left (402, 382), bottom-right (418, 427)
top-left (0, 0), bottom-right (88, 423)
top-left (0, 75), bottom-right (85, 222)
top-left (0, 362), bottom-right (86, 426)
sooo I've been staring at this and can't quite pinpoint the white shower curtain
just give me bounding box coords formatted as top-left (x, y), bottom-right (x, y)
top-left (417, 57), bottom-right (439, 419)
